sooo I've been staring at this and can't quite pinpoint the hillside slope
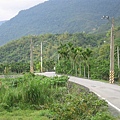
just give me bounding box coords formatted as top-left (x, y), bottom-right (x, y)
top-left (0, 33), bottom-right (104, 63)
top-left (0, 0), bottom-right (120, 45)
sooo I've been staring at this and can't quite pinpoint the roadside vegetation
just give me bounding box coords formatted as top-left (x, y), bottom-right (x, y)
top-left (0, 73), bottom-right (117, 119)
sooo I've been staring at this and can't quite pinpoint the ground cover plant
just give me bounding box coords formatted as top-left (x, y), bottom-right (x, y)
top-left (0, 73), bottom-right (117, 119)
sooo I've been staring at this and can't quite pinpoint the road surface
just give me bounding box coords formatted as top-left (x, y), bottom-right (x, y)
top-left (35, 72), bottom-right (120, 114)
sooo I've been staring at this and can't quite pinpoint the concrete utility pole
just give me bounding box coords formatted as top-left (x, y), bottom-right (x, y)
top-left (117, 46), bottom-right (120, 78)
top-left (30, 38), bottom-right (34, 73)
top-left (40, 41), bottom-right (43, 73)
top-left (109, 18), bottom-right (114, 84)
top-left (40, 41), bottom-right (49, 72)
top-left (102, 16), bottom-right (114, 83)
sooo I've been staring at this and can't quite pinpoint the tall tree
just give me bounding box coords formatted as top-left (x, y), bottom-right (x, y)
top-left (82, 48), bottom-right (92, 79)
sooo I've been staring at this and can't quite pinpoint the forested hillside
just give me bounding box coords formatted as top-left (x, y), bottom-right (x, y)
top-left (0, 32), bottom-right (104, 73)
top-left (0, 33), bottom-right (104, 64)
top-left (0, 0), bottom-right (120, 45)
top-left (0, 29), bottom-right (120, 80)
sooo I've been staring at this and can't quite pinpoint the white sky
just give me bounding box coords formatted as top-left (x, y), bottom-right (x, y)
top-left (0, 0), bottom-right (48, 21)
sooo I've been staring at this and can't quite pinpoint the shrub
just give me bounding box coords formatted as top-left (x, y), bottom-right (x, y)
top-left (51, 90), bottom-right (109, 120)
top-left (0, 103), bottom-right (9, 111)
top-left (91, 112), bottom-right (116, 120)
top-left (22, 75), bottom-right (68, 106)
top-left (3, 88), bottom-right (22, 108)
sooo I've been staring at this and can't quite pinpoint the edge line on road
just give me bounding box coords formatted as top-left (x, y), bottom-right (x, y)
top-left (69, 78), bottom-right (120, 113)
top-left (94, 92), bottom-right (120, 112)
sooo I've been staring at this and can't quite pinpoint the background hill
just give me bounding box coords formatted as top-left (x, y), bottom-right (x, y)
top-left (0, 33), bottom-right (104, 64)
top-left (0, 32), bottom-right (107, 73)
top-left (0, 0), bottom-right (120, 45)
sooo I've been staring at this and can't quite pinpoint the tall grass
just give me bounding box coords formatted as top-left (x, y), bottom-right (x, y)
top-left (0, 73), bottom-right (68, 110)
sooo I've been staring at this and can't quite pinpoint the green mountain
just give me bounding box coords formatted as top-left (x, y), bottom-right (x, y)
top-left (0, 33), bottom-right (104, 64)
top-left (0, 0), bottom-right (120, 45)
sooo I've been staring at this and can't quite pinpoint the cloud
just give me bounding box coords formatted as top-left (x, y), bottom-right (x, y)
top-left (0, 0), bottom-right (48, 21)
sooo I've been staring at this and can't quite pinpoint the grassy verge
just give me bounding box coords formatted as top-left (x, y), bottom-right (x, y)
top-left (0, 73), bottom-right (118, 120)
top-left (0, 110), bottom-right (52, 120)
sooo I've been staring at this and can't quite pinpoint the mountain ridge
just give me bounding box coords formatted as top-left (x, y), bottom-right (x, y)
top-left (0, 0), bottom-right (120, 45)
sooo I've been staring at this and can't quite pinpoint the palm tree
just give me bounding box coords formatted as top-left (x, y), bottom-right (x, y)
top-left (67, 42), bottom-right (75, 71)
top-left (57, 43), bottom-right (70, 74)
top-left (58, 43), bottom-right (69, 59)
top-left (75, 47), bottom-right (83, 76)
top-left (82, 48), bottom-right (92, 79)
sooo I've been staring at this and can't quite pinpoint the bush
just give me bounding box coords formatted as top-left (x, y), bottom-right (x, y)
top-left (22, 79), bottom-right (52, 105)
top-left (3, 88), bottom-right (21, 107)
top-left (0, 103), bottom-right (9, 111)
top-left (91, 112), bottom-right (116, 120)
top-left (21, 75), bottom-right (68, 106)
top-left (51, 89), bottom-right (110, 120)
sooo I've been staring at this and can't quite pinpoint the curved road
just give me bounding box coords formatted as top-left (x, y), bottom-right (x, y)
top-left (35, 72), bottom-right (120, 114)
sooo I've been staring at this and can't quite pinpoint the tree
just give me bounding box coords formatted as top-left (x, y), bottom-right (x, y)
top-left (82, 48), bottom-right (92, 79)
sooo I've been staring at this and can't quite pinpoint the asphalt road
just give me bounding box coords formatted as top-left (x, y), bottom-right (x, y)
top-left (69, 76), bottom-right (120, 114)
top-left (35, 72), bottom-right (120, 114)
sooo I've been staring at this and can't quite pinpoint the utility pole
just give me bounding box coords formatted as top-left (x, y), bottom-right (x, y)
top-left (117, 46), bottom-right (120, 78)
top-left (41, 41), bottom-right (43, 73)
top-left (102, 16), bottom-right (114, 83)
top-left (30, 38), bottom-right (34, 73)
top-left (109, 18), bottom-right (114, 84)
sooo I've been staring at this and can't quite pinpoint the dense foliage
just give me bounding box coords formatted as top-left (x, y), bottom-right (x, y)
top-left (0, 74), bottom-right (68, 109)
top-left (0, 29), bottom-right (120, 81)
top-left (56, 39), bottom-right (120, 81)
top-left (0, 74), bottom-right (116, 119)
top-left (0, 0), bottom-right (120, 45)
top-left (0, 32), bottom-right (104, 72)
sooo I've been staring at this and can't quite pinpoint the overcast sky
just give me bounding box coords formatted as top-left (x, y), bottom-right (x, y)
top-left (0, 0), bottom-right (48, 21)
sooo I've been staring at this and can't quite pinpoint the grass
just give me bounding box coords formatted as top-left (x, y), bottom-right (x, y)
top-left (91, 78), bottom-right (120, 85)
top-left (0, 110), bottom-right (52, 120)
top-left (0, 73), bottom-right (118, 119)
